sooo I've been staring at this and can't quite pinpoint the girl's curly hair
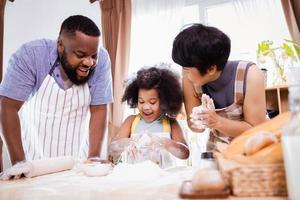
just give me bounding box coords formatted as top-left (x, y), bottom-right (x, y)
top-left (122, 67), bottom-right (183, 118)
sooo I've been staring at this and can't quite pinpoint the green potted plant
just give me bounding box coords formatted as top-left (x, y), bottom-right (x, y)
top-left (257, 39), bottom-right (300, 86)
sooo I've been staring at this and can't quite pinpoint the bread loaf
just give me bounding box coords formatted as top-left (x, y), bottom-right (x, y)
top-left (191, 169), bottom-right (226, 192)
top-left (231, 143), bottom-right (283, 165)
top-left (244, 131), bottom-right (278, 156)
top-left (222, 112), bottom-right (289, 159)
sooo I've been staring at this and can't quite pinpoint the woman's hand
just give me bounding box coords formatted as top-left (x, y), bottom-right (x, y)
top-left (199, 109), bottom-right (222, 130)
top-left (189, 94), bottom-right (216, 132)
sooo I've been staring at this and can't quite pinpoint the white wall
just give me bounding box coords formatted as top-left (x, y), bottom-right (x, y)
top-left (3, 0), bottom-right (101, 74)
top-left (2, 0), bottom-right (106, 169)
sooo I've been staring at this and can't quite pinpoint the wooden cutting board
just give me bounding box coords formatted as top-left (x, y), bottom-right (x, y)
top-left (178, 180), bottom-right (230, 199)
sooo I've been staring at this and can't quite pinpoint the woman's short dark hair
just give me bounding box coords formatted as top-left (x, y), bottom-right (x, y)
top-left (172, 23), bottom-right (230, 75)
top-left (122, 67), bottom-right (183, 118)
top-left (59, 15), bottom-right (100, 37)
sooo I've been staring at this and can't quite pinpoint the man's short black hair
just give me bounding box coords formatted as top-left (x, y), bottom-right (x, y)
top-left (172, 24), bottom-right (230, 75)
top-left (59, 15), bottom-right (100, 37)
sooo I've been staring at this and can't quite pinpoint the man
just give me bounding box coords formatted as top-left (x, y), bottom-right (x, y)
top-left (0, 15), bottom-right (113, 178)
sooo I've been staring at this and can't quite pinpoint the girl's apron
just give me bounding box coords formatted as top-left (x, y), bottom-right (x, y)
top-left (124, 114), bottom-right (175, 168)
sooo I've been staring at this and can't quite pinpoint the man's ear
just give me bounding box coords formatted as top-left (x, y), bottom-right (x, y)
top-left (57, 39), bottom-right (64, 54)
top-left (207, 65), bottom-right (218, 75)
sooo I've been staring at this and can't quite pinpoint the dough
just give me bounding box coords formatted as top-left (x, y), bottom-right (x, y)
top-left (75, 162), bottom-right (112, 177)
top-left (244, 131), bottom-right (278, 156)
top-left (191, 168), bottom-right (226, 192)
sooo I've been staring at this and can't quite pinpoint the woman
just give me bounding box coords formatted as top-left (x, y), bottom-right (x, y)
top-left (172, 24), bottom-right (266, 148)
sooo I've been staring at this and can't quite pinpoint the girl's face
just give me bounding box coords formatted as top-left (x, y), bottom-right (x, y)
top-left (138, 88), bottom-right (161, 123)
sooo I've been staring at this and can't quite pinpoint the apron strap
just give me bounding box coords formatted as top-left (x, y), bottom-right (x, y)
top-left (49, 57), bottom-right (59, 75)
top-left (234, 61), bottom-right (248, 105)
top-left (130, 114), bottom-right (141, 134)
top-left (162, 117), bottom-right (171, 133)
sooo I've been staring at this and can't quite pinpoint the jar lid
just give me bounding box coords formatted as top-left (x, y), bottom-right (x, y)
top-left (201, 151), bottom-right (214, 159)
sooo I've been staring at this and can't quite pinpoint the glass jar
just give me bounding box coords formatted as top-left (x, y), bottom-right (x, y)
top-left (199, 151), bottom-right (217, 169)
top-left (282, 85), bottom-right (300, 200)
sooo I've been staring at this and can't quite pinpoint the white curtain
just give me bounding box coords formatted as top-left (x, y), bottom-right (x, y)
top-left (232, 0), bottom-right (290, 60)
top-left (233, 0), bottom-right (290, 40)
top-left (206, 0), bottom-right (290, 61)
top-left (129, 0), bottom-right (186, 75)
top-left (233, 0), bottom-right (292, 86)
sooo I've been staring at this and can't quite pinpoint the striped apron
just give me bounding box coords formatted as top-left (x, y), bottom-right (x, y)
top-left (19, 62), bottom-right (91, 160)
top-left (202, 61), bottom-right (249, 149)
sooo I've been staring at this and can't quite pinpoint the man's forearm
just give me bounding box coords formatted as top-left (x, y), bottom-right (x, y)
top-left (88, 104), bottom-right (107, 158)
top-left (1, 105), bottom-right (25, 164)
top-left (89, 130), bottom-right (104, 158)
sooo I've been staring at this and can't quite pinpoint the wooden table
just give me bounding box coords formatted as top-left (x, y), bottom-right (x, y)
top-left (0, 163), bottom-right (287, 200)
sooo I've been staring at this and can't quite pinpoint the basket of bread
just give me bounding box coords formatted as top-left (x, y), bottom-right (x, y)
top-left (216, 112), bottom-right (290, 197)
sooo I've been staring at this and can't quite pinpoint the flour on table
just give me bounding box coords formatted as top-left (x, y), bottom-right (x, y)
top-left (107, 160), bottom-right (166, 181)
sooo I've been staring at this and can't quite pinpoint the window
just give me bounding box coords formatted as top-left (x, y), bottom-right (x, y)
top-left (129, 0), bottom-right (290, 75)
top-left (202, 0), bottom-right (291, 62)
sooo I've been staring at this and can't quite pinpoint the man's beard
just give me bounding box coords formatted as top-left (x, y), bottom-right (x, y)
top-left (59, 51), bottom-right (95, 85)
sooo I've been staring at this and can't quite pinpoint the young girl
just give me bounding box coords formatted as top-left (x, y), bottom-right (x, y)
top-left (109, 67), bottom-right (189, 168)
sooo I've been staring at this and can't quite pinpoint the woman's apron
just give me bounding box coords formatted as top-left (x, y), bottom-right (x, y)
top-left (19, 60), bottom-right (91, 160)
top-left (201, 61), bottom-right (249, 150)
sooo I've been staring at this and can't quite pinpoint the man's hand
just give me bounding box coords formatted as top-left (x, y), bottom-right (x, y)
top-left (0, 161), bottom-right (32, 180)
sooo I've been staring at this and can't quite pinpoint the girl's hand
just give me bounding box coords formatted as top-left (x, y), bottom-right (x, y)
top-left (137, 134), bottom-right (168, 150)
top-left (154, 137), bottom-right (171, 149)
top-left (126, 141), bottom-right (138, 160)
top-left (109, 138), bottom-right (132, 156)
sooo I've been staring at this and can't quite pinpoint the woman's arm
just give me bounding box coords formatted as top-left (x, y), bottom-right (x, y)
top-left (200, 65), bottom-right (267, 137)
top-left (243, 65), bottom-right (267, 127)
top-left (182, 71), bottom-right (203, 132)
top-left (160, 120), bottom-right (190, 159)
